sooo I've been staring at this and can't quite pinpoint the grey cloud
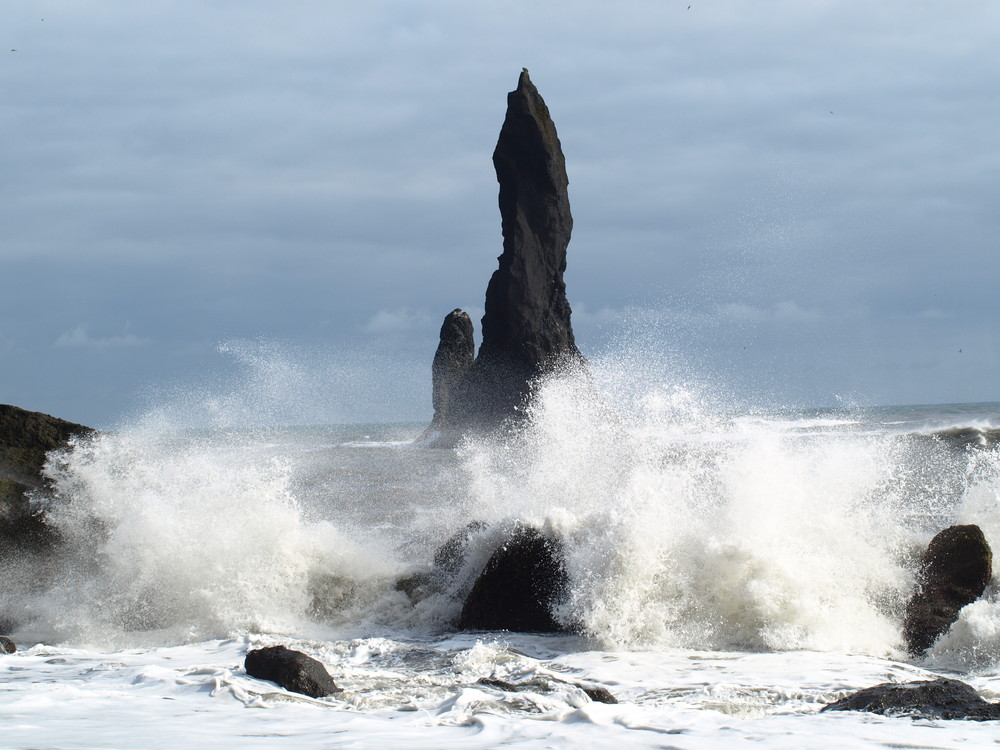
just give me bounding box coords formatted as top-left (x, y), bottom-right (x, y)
top-left (55, 325), bottom-right (149, 349)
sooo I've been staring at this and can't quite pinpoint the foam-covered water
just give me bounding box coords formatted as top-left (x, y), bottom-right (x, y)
top-left (2, 359), bottom-right (1000, 747)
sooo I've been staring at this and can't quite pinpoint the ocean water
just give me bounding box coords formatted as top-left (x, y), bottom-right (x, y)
top-left (2, 365), bottom-right (1000, 748)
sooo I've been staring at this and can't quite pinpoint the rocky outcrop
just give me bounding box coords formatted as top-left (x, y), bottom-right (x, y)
top-left (458, 524), bottom-right (571, 633)
top-left (822, 677), bottom-right (1000, 720)
top-left (0, 405), bottom-right (93, 553)
top-left (902, 524), bottom-right (993, 655)
top-left (245, 645), bottom-right (342, 698)
top-left (0, 636), bottom-right (16, 654)
top-left (427, 69), bottom-right (584, 444)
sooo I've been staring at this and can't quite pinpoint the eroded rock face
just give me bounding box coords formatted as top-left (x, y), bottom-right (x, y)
top-left (458, 524), bottom-right (570, 633)
top-left (822, 677), bottom-right (1000, 720)
top-left (902, 524), bottom-right (993, 655)
top-left (244, 645), bottom-right (342, 698)
top-left (428, 70), bottom-right (584, 442)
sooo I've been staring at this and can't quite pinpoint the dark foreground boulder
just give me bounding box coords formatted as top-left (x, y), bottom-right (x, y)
top-left (458, 525), bottom-right (570, 633)
top-left (902, 524), bottom-right (993, 655)
top-left (245, 645), bottom-right (342, 698)
top-left (822, 677), bottom-right (1000, 720)
top-left (0, 404), bottom-right (93, 553)
top-left (0, 636), bottom-right (16, 654)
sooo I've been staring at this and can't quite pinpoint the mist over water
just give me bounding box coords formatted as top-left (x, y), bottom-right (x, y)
top-left (6, 342), bottom-right (1000, 667)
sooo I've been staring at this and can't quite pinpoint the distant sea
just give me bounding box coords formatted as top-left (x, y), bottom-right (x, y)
top-left (2, 381), bottom-right (999, 747)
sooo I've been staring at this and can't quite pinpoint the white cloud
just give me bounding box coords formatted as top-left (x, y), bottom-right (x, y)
top-left (363, 308), bottom-right (433, 335)
top-left (718, 301), bottom-right (823, 323)
top-left (55, 324), bottom-right (149, 349)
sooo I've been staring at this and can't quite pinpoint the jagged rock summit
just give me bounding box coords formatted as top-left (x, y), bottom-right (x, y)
top-left (426, 69), bottom-right (583, 445)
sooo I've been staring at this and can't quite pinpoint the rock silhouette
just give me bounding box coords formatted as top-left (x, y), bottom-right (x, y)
top-left (426, 69), bottom-right (583, 445)
top-left (902, 524), bottom-right (992, 655)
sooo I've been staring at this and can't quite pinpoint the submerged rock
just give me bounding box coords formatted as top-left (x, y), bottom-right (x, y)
top-left (0, 404), bottom-right (93, 553)
top-left (902, 524), bottom-right (993, 655)
top-left (822, 677), bottom-right (1000, 720)
top-left (244, 645), bottom-right (342, 698)
top-left (426, 69), bottom-right (584, 445)
top-left (458, 524), bottom-right (570, 633)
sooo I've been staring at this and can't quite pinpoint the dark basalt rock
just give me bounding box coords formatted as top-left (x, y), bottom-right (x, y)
top-left (902, 524), bottom-right (993, 655)
top-left (0, 405), bottom-right (93, 553)
top-left (822, 677), bottom-right (1000, 720)
top-left (458, 524), bottom-right (570, 633)
top-left (427, 69), bottom-right (584, 444)
top-left (245, 645), bottom-right (342, 698)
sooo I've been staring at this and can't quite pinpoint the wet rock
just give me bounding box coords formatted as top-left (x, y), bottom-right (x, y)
top-left (244, 645), bottom-right (342, 698)
top-left (902, 524), bottom-right (993, 654)
top-left (426, 69), bottom-right (585, 444)
top-left (0, 636), bottom-right (16, 654)
top-left (0, 405), bottom-right (93, 554)
top-left (822, 677), bottom-right (1000, 720)
top-left (458, 524), bottom-right (570, 633)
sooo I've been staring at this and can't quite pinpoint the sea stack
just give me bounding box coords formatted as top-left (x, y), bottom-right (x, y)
top-left (426, 69), bottom-right (583, 445)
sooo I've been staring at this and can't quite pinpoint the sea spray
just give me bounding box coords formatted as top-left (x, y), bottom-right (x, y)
top-left (2, 347), bottom-right (995, 662)
top-left (922, 450), bottom-right (1000, 671)
top-left (454, 360), bottom-right (959, 653)
top-left (23, 425), bottom-right (400, 645)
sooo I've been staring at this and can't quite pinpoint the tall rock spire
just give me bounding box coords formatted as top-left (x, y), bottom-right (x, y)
top-left (479, 68), bottom-right (579, 372)
top-left (425, 69), bottom-right (583, 444)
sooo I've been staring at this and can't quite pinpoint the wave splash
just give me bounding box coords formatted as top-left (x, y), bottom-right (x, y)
top-left (4, 351), bottom-right (998, 661)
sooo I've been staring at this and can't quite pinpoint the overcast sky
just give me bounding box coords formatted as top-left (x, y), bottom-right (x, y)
top-left (3, 1), bottom-right (999, 428)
